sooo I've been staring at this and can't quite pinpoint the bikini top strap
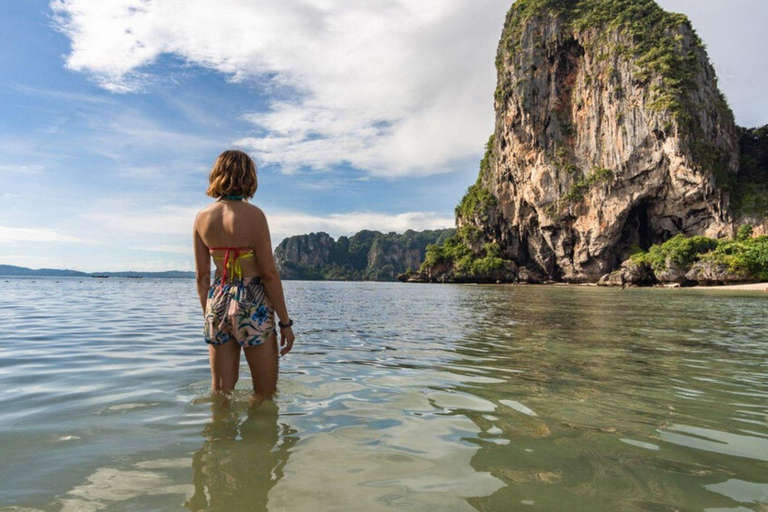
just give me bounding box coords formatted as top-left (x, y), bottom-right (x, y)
top-left (209, 247), bottom-right (255, 282)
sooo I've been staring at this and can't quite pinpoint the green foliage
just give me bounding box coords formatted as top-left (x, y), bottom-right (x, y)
top-left (421, 243), bottom-right (449, 270)
top-left (478, 134), bottom-right (496, 182)
top-left (455, 182), bottom-right (498, 222)
top-left (690, 140), bottom-right (735, 191)
top-left (348, 230), bottom-right (380, 269)
top-left (560, 119), bottom-right (577, 138)
top-left (732, 124), bottom-right (768, 217)
top-left (629, 231), bottom-right (768, 281)
top-left (737, 224), bottom-right (754, 242)
top-left (702, 236), bottom-right (768, 280)
top-left (421, 225), bottom-right (478, 272)
top-left (732, 183), bottom-right (768, 218)
top-left (418, 229), bottom-right (510, 278)
top-left (630, 234), bottom-right (718, 272)
top-left (455, 135), bottom-right (499, 222)
top-left (738, 125), bottom-right (768, 183)
top-left (470, 243), bottom-right (505, 275)
top-left (561, 167), bottom-right (614, 204)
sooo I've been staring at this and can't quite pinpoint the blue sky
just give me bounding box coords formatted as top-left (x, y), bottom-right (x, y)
top-left (0, 0), bottom-right (766, 272)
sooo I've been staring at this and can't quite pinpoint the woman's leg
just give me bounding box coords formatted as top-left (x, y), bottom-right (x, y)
top-left (208, 341), bottom-right (241, 392)
top-left (243, 332), bottom-right (279, 402)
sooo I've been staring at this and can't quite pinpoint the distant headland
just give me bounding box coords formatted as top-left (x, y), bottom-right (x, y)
top-left (274, 228), bottom-right (454, 281)
top-left (0, 265), bottom-right (194, 279)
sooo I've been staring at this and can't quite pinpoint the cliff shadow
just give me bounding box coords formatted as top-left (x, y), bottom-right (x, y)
top-left (615, 201), bottom-right (654, 266)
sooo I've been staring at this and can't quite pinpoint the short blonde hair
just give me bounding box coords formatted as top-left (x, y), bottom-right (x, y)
top-left (206, 150), bottom-right (258, 199)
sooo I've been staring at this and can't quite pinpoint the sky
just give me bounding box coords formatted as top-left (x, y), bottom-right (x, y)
top-left (0, 0), bottom-right (766, 272)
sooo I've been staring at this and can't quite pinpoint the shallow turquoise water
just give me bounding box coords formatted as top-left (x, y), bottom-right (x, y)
top-left (0, 278), bottom-right (766, 511)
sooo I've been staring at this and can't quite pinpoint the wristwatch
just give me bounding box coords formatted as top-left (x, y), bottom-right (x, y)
top-left (278, 319), bottom-right (294, 329)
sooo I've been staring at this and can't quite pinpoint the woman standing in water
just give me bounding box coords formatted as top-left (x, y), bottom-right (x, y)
top-left (193, 149), bottom-right (295, 400)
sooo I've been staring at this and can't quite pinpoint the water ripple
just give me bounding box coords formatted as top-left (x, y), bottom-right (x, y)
top-left (0, 278), bottom-right (766, 510)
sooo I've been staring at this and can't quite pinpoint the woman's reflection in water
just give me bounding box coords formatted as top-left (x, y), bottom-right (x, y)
top-left (186, 394), bottom-right (299, 512)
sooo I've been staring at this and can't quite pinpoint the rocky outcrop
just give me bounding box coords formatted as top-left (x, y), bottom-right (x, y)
top-left (275, 232), bottom-right (336, 270)
top-left (685, 260), bottom-right (754, 286)
top-left (599, 259), bottom-right (656, 287)
top-left (274, 229), bottom-right (454, 281)
top-left (452, 0), bottom-right (743, 283)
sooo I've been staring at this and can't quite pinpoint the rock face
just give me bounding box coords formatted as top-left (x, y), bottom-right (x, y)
top-left (462, 0), bottom-right (740, 282)
top-left (685, 260), bottom-right (754, 285)
top-left (274, 229), bottom-right (454, 281)
top-left (275, 232), bottom-right (336, 270)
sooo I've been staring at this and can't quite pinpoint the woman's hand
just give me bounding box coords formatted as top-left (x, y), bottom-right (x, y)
top-left (279, 326), bottom-right (295, 356)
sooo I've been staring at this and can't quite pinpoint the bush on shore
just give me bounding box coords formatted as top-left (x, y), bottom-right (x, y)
top-left (630, 234), bottom-right (719, 272)
top-left (628, 226), bottom-right (768, 282)
top-left (419, 225), bottom-right (510, 278)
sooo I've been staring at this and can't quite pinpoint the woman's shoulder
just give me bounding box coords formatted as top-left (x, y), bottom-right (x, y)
top-left (193, 202), bottom-right (221, 224)
top-left (195, 202), bottom-right (216, 216)
top-left (194, 201), bottom-right (265, 220)
top-left (243, 202), bottom-right (266, 218)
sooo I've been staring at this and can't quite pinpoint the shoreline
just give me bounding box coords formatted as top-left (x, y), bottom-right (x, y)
top-left (403, 278), bottom-right (768, 291)
top-left (680, 282), bottom-right (768, 291)
top-left (584, 281), bottom-right (768, 291)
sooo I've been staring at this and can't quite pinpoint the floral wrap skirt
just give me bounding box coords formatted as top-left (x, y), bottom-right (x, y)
top-left (204, 276), bottom-right (276, 347)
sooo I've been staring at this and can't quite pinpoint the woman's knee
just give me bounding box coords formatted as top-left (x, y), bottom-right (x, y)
top-left (214, 373), bottom-right (238, 391)
top-left (209, 341), bottom-right (241, 392)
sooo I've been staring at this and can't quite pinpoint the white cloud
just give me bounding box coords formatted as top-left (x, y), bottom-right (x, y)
top-left (133, 244), bottom-right (190, 254)
top-left (268, 210), bottom-right (455, 241)
top-left (86, 201), bottom-right (453, 244)
top-left (0, 226), bottom-right (90, 243)
top-left (50, 0), bottom-right (509, 177)
top-left (0, 164), bottom-right (43, 174)
top-left (86, 204), bottom-right (200, 235)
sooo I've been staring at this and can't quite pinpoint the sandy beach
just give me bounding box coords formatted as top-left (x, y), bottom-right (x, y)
top-left (691, 282), bottom-right (768, 291)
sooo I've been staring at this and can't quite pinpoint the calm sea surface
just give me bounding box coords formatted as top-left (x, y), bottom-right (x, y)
top-left (0, 278), bottom-right (767, 511)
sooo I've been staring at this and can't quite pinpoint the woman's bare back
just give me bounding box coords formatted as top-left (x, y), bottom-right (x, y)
top-left (195, 200), bottom-right (268, 278)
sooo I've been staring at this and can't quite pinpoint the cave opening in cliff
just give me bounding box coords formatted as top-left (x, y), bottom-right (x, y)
top-left (617, 203), bottom-right (653, 265)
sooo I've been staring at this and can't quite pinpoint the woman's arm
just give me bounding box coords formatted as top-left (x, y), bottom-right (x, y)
top-left (252, 207), bottom-right (294, 355)
top-left (193, 217), bottom-right (211, 314)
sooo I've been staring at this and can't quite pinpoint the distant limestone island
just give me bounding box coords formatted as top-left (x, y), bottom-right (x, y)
top-left (274, 229), bottom-right (454, 281)
top-left (0, 265), bottom-right (194, 279)
top-left (400, 0), bottom-right (768, 287)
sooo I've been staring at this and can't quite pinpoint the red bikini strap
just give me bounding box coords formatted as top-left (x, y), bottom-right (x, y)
top-left (209, 247), bottom-right (249, 282)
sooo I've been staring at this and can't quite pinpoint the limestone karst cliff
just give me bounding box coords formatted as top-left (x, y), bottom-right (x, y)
top-left (418, 0), bottom-right (766, 284)
top-left (274, 229), bottom-right (454, 281)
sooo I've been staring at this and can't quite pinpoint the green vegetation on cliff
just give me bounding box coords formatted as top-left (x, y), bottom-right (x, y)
top-left (455, 135), bottom-right (498, 222)
top-left (275, 228), bottom-right (455, 281)
top-left (630, 228), bottom-right (768, 281)
top-left (732, 125), bottom-right (768, 217)
top-left (561, 167), bottom-right (614, 204)
top-left (495, 0), bottom-right (725, 128)
top-left (419, 225), bottom-right (507, 278)
top-left (418, 136), bottom-right (511, 281)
